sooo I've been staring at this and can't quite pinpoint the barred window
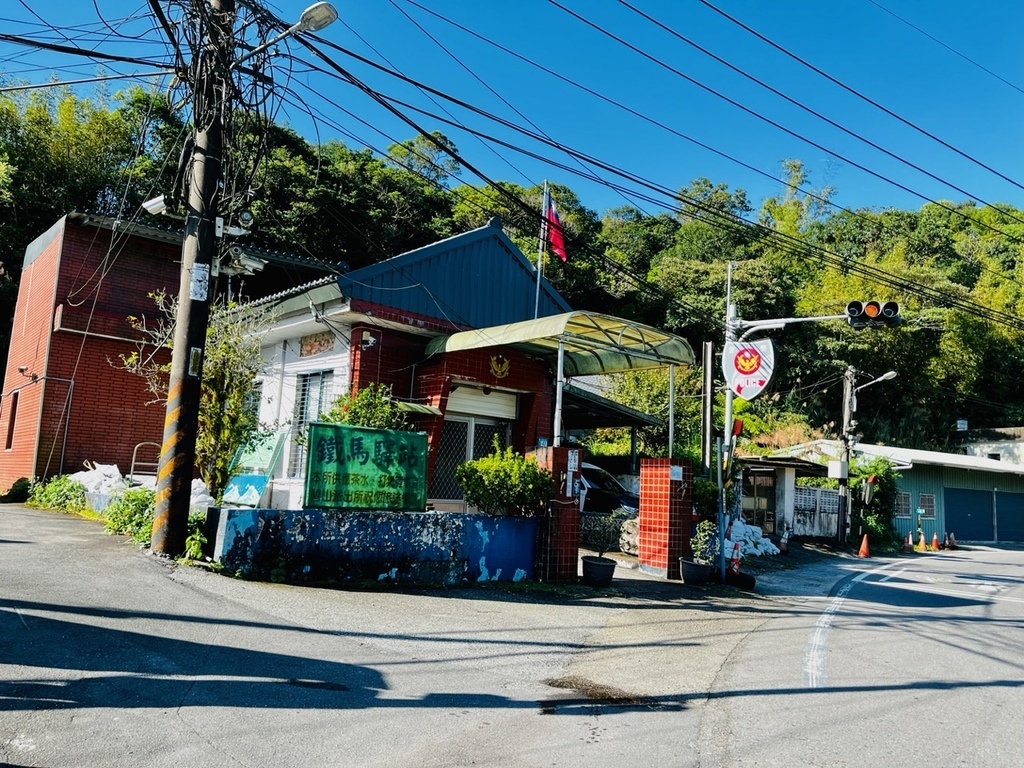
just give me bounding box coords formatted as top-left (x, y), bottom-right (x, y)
top-left (288, 371), bottom-right (334, 477)
top-left (895, 492), bottom-right (911, 518)
top-left (917, 492), bottom-right (936, 519)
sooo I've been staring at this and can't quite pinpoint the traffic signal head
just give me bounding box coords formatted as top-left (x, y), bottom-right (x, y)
top-left (846, 300), bottom-right (901, 329)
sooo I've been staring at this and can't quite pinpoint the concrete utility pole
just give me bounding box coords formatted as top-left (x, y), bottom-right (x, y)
top-left (150, 1), bottom-right (338, 557)
top-left (151, 0), bottom-right (235, 556)
top-left (836, 366), bottom-right (896, 546)
top-left (837, 365), bottom-right (856, 546)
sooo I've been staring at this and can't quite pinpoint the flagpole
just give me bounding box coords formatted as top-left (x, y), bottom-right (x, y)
top-left (534, 180), bottom-right (548, 319)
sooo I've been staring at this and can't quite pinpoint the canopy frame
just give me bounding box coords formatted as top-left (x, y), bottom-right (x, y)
top-left (424, 311), bottom-right (696, 447)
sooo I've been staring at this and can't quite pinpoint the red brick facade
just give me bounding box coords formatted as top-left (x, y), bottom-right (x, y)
top-left (0, 217), bottom-right (179, 491)
top-left (347, 308), bottom-right (557, 485)
top-left (638, 458), bottom-right (695, 580)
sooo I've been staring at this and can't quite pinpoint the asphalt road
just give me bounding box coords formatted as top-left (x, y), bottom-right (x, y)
top-left (3, 504), bottom-right (1021, 767)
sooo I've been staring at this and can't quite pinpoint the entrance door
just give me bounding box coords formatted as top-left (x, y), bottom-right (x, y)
top-left (944, 488), bottom-right (993, 541)
top-left (428, 415), bottom-right (510, 508)
top-left (742, 469), bottom-right (777, 534)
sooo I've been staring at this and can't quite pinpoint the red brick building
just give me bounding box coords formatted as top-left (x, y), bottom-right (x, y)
top-left (0, 214), bottom-right (183, 490)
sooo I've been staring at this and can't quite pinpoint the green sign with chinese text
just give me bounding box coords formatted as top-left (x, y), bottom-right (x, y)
top-left (303, 423), bottom-right (427, 510)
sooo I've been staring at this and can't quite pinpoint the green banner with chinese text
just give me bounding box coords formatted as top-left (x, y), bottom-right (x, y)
top-left (303, 423), bottom-right (427, 511)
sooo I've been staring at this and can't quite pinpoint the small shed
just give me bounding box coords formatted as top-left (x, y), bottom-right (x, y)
top-left (778, 440), bottom-right (1024, 543)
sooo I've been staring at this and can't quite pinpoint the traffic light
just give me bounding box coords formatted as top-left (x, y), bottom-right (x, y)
top-left (846, 300), bottom-right (901, 329)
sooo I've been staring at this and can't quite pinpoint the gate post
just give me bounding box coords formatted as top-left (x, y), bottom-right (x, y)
top-left (529, 446), bottom-right (579, 582)
top-left (638, 458), bottom-right (694, 579)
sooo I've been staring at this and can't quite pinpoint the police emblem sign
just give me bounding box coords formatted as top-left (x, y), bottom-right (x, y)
top-left (722, 339), bottom-right (776, 400)
top-left (304, 423), bottom-right (427, 510)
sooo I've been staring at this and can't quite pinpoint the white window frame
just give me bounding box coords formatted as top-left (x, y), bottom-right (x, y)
top-left (287, 370), bottom-right (334, 477)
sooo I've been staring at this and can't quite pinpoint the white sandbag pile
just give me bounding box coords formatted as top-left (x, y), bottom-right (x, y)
top-left (70, 463), bottom-right (129, 511)
top-left (71, 462), bottom-right (214, 515)
top-left (726, 519), bottom-right (780, 557)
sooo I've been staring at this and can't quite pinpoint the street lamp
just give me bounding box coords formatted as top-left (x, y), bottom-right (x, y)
top-left (837, 367), bottom-right (897, 544)
top-left (233, 2), bottom-right (338, 67)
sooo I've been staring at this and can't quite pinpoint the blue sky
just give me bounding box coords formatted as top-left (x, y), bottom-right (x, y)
top-left (2, 0), bottom-right (1022, 220)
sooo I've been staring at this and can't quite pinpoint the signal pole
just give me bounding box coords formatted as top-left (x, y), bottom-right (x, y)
top-left (151, 0), bottom-right (235, 556)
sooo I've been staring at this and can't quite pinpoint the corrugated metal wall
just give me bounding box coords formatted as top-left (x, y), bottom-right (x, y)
top-left (891, 466), bottom-right (1024, 542)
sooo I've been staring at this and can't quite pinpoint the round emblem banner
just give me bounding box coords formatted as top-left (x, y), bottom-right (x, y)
top-left (722, 339), bottom-right (775, 400)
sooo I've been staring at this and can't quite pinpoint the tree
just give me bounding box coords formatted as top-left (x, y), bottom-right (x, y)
top-left (386, 131), bottom-right (460, 186)
top-left (0, 88), bottom-right (147, 370)
top-left (321, 383), bottom-right (411, 431)
top-left (117, 292), bottom-right (277, 500)
top-left (595, 367), bottom-right (704, 459)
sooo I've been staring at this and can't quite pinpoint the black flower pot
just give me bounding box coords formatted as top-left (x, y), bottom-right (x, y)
top-left (679, 558), bottom-right (713, 586)
top-left (581, 555), bottom-right (616, 587)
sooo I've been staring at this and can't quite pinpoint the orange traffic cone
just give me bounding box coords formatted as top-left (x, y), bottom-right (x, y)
top-left (858, 534), bottom-right (870, 558)
top-left (916, 531), bottom-right (926, 552)
top-left (730, 542), bottom-right (741, 574)
top-left (931, 532), bottom-right (940, 551)
top-left (904, 531), bottom-right (913, 553)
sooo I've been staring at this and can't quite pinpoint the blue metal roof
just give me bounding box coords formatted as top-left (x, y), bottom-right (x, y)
top-left (338, 218), bottom-right (571, 328)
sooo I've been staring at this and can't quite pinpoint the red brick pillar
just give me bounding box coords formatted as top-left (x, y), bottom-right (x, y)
top-left (529, 446), bottom-right (580, 583)
top-left (638, 458), bottom-right (694, 580)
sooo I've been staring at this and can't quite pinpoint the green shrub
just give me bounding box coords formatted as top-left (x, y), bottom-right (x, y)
top-left (690, 519), bottom-right (720, 565)
top-left (27, 476), bottom-right (87, 512)
top-left (183, 511), bottom-right (208, 561)
top-left (104, 487), bottom-right (156, 546)
top-left (455, 439), bottom-right (554, 516)
top-left (321, 382), bottom-right (410, 430)
top-left (692, 479), bottom-right (719, 521)
top-left (0, 477), bottom-right (32, 503)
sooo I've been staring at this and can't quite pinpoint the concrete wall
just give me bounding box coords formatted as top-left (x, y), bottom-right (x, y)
top-left (211, 508), bottom-right (539, 586)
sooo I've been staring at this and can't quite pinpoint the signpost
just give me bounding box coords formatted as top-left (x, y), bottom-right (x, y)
top-left (304, 423), bottom-right (427, 511)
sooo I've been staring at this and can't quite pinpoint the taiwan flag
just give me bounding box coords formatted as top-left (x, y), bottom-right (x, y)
top-left (545, 191), bottom-right (567, 262)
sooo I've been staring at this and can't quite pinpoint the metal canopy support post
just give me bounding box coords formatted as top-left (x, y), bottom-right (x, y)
top-left (668, 364), bottom-right (675, 458)
top-left (717, 437), bottom-right (726, 582)
top-left (554, 338), bottom-right (565, 446)
top-left (702, 341), bottom-right (713, 477)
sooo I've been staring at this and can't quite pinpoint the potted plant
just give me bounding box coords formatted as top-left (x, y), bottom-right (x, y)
top-left (680, 519), bottom-right (718, 585)
top-left (581, 508), bottom-right (625, 587)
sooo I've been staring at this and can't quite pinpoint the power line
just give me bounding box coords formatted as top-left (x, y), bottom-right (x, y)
top-left (864, 0), bottom-right (1024, 98)
top-left (0, 70), bottom-right (173, 93)
top-left (546, 0), bottom-right (1024, 238)
top-left (617, 0), bottom-right (1024, 203)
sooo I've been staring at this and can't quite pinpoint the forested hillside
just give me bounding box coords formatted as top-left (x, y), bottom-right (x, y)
top-left (3, 89), bottom-right (1022, 454)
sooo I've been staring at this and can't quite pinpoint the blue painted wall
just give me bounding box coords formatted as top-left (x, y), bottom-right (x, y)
top-left (212, 509), bottom-right (539, 585)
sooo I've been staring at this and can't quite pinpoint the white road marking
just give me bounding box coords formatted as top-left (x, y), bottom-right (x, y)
top-left (803, 561), bottom-right (901, 689)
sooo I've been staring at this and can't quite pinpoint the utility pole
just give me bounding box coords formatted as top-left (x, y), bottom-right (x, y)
top-left (836, 365), bottom-right (896, 547)
top-left (149, 1), bottom-right (337, 556)
top-left (837, 365), bottom-right (856, 546)
top-left (151, 0), bottom-right (235, 556)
